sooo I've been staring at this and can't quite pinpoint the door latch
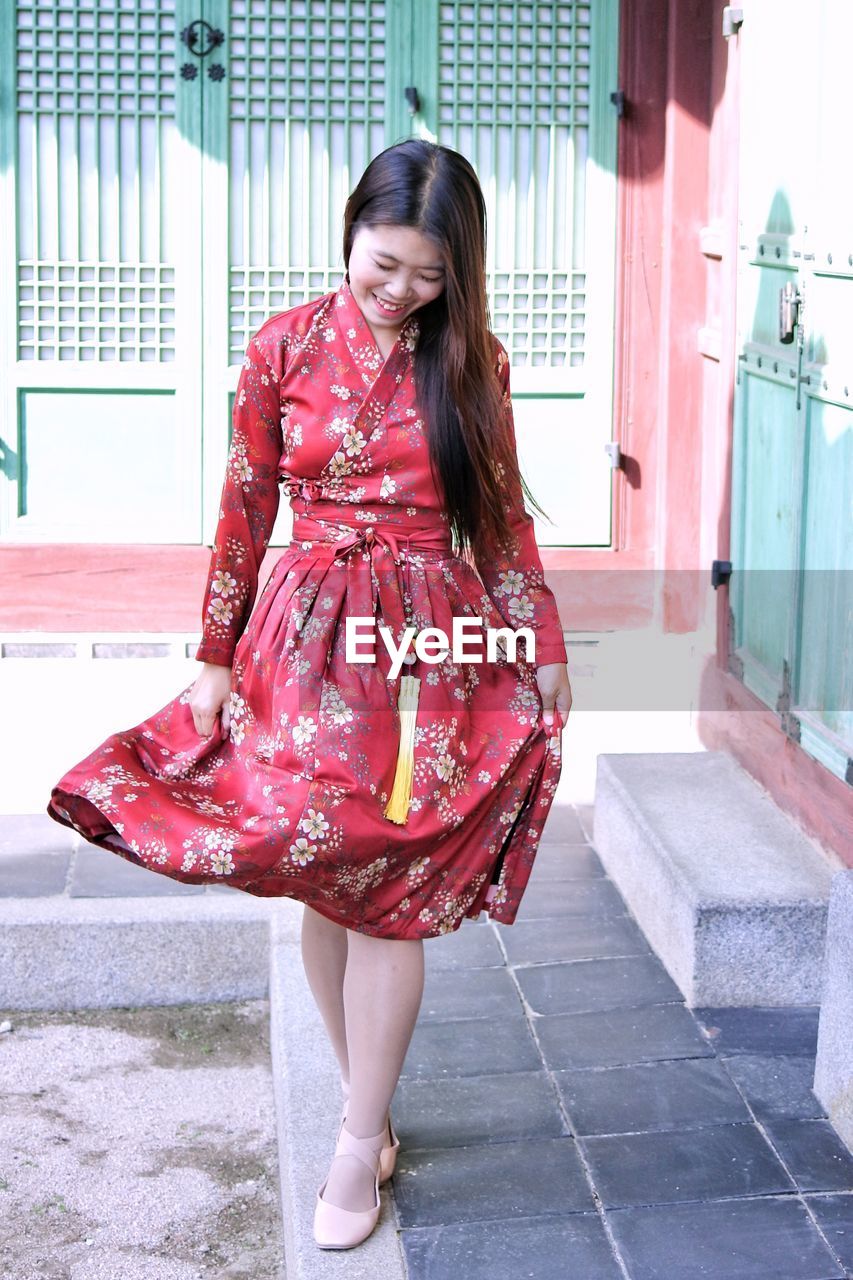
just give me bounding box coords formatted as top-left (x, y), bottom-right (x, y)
top-left (722, 7), bottom-right (744, 38)
top-left (778, 280), bottom-right (808, 408)
top-left (778, 281), bottom-right (802, 345)
top-left (711, 559), bottom-right (733, 589)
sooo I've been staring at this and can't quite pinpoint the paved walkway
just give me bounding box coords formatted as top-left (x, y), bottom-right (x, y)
top-left (2, 807), bottom-right (852, 1279)
top-left (390, 807), bottom-right (853, 1280)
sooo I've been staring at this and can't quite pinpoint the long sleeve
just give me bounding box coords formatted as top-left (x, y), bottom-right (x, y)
top-left (473, 341), bottom-right (568, 669)
top-left (194, 333), bottom-right (283, 666)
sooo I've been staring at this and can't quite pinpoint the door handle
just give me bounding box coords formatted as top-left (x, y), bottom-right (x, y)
top-left (778, 281), bottom-right (801, 345)
top-left (180, 19), bottom-right (226, 82)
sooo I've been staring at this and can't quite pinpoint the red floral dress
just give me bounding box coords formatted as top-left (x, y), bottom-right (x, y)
top-left (46, 278), bottom-right (567, 939)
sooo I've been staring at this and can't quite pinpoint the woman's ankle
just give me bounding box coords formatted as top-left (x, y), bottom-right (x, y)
top-left (342, 1119), bottom-right (387, 1147)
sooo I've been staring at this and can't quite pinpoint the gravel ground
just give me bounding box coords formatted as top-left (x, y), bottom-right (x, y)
top-left (0, 1000), bottom-right (286, 1280)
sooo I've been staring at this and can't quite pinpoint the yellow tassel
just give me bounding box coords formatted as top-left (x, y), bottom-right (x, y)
top-left (383, 672), bottom-right (421, 824)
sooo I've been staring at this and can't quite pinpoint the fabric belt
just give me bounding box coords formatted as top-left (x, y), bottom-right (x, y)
top-left (284, 480), bottom-right (453, 636)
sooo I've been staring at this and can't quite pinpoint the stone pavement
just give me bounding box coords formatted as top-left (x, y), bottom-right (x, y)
top-left (389, 807), bottom-right (853, 1280)
top-left (2, 806), bottom-right (852, 1280)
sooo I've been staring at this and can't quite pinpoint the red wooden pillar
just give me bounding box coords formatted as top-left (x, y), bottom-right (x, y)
top-left (612, 0), bottom-right (715, 626)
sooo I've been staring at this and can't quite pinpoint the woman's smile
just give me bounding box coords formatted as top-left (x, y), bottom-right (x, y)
top-left (346, 224), bottom-right (447, 342)
top-left (372, 293), bottom-right (407, 314)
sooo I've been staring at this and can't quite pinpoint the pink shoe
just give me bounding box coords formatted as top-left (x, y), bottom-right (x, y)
top-left (314, 1121), bottom-right (383, 1250)
top-left (340, 1078), bottom-right (401, 1184)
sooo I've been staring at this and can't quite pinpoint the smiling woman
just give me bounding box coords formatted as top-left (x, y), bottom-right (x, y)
top-left (346, 223), bottom-right (447, 356)
top-left (46, 137), bottom-right (572, 1253)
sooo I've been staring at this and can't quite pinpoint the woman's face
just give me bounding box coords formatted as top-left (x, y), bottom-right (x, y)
top-left (347, 223), bottom-right (446, 341)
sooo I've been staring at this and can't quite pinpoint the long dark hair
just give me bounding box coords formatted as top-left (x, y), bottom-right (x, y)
top-left (342, 139), bottom-right (551, 565)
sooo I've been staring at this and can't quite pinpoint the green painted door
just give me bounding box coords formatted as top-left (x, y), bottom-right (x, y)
top-left (1, 0), bottom-right (619, 554)
top-left (730, 0), bottom-right (852, 783)
top-left (0, 0), bottom-right (204, 543)
top-left (215, 0), bottom-right (620, 551)
top-left (410, 1), bottom-right (620, 550)
top-left (204, 0), bottom-right (393, 548)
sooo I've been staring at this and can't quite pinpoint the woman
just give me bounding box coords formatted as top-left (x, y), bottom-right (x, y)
top-left (46, 139), bottom-right (573, 1250)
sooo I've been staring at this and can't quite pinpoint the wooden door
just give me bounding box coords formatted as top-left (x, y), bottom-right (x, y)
top-left (209, 0), bottom-right (620, 551)
top-left (0, 0), bottom-right (204, 542)
top-left (405, 0), bottom-right (620, 548)
top-left (730, 0), bottom-right (852, 783)
top-left (203, 0), bottom-right (391, 548)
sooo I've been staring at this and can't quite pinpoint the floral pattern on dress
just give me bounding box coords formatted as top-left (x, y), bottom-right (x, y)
top-left (46, 278), bottom-right (567, 939)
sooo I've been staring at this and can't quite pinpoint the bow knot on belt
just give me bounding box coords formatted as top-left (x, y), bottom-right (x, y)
top-left (327, 525), bottom-right (419, 632)
top-left (289, 499), bottom-right (453, 615)
top-left (330, 523), bottom-right (408, 571)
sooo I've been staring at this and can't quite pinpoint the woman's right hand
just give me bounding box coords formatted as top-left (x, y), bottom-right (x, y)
top-left (188, 662), bottom-right (233, 738)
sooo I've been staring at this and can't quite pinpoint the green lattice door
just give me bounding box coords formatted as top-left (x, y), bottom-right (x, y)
top-left (0, 0), bottom-right (201, 542)
top-left (206, 0), bottom-right (392, 548)
top-left (730, 0), bottom-right (853, 783)
top-left (1, 0), bottom-right (619, 551)
top-left (220, 0), bottom-right (620, 551)
top-left (418, 1), bottom-right (619, 548)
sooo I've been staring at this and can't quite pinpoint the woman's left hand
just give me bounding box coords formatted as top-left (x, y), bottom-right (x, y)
top-left (536, 662), bottom-right (573, 735)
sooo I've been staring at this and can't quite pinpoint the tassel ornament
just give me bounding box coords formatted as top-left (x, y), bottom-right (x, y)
top-left (383, 670), bottom-right (421, 824)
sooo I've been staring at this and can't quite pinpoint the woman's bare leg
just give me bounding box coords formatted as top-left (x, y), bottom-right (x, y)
top-left (300, 905), bottom-right (351, 1087)
top-left (320, 930), bottom-right (425, 1211)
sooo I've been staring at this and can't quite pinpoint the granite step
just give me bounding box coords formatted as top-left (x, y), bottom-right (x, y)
top-left (592, 751), bottom-right (840, 1006)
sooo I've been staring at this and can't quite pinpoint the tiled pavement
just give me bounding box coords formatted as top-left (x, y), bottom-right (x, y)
top-left (0, 813), bottom-right (234, 898)
top-left (393, 807), bottom-right (853, 1280)
top-left (2, 809), bottom-right (853, 1279)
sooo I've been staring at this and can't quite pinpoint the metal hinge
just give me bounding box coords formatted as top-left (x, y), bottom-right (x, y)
top-left (776, 658), bottom-right (802, 743)
top-left (610, 90), bottom-right (625, 118)
top-left (726, 604), bottom-right (744, 681)
top-left (722, 7), bottom-right (744, 38)
top-left (604, 441), bottom-right (622, 469)
top-left (711, 559), bottom-right (732, 588)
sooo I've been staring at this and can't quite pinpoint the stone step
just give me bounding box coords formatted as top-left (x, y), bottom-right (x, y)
top-left (814, 870), bottom-right (853, 1152)
top-left (0, 895), bottom-right (278, 1009)
top-left (592, 751), bottom-right (838, 1007)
